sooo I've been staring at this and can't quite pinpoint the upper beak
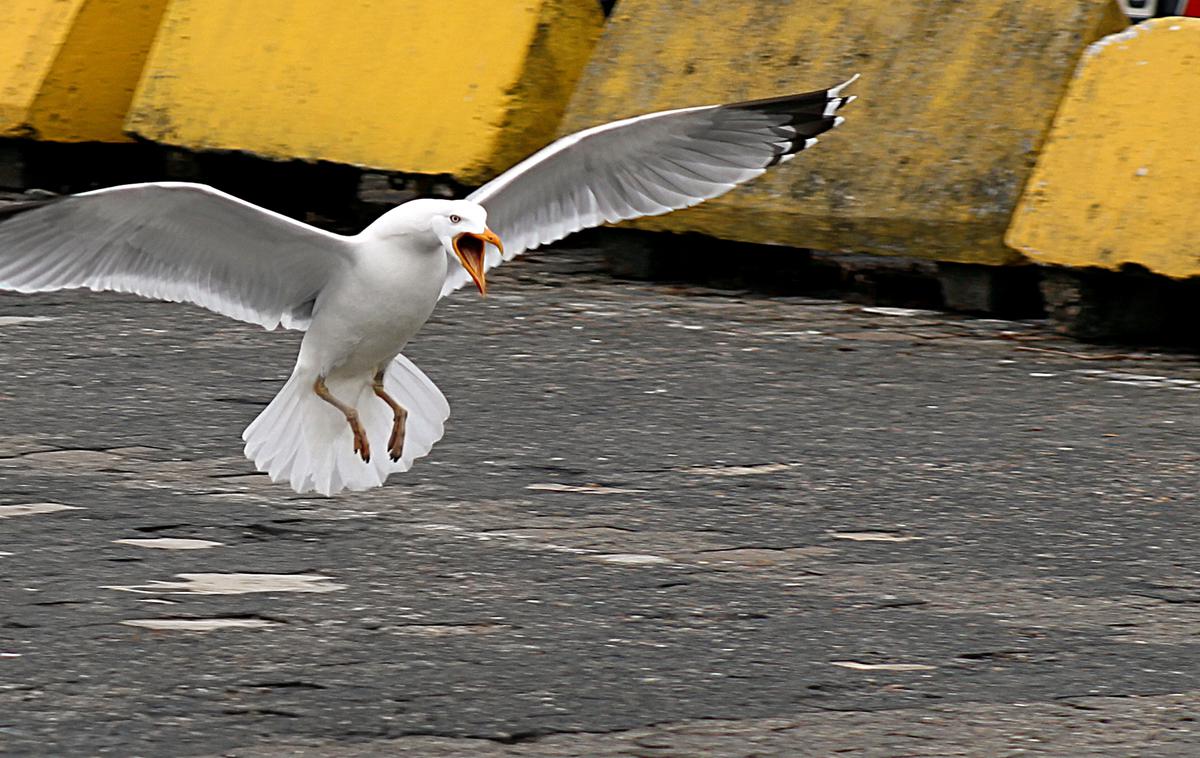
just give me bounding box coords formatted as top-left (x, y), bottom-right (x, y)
top-left (452, 228), bottom-right (504, 296)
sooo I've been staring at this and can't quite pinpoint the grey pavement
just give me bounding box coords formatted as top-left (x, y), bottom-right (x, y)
top-left (0, 247), bottom-right (1197, 756)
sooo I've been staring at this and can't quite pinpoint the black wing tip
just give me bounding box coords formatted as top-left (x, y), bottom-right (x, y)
top-left (723, 75), bottom-right (859, 166)
top-left (722, 73), bottom-right (860, 117)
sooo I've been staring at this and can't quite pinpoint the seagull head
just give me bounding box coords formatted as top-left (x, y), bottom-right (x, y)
top-left (365, 199), bottom-right (503, 296)
top-left (429, 201), bottom-right (503, 296)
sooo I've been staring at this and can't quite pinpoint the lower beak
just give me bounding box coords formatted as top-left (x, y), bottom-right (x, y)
top-left (452, 229), bottom-right (504, 296)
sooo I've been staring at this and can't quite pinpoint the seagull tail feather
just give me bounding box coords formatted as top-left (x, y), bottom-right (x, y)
top-left (242, 354), bottom-right (450, 496)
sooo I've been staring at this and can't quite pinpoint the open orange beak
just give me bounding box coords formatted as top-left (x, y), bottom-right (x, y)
top-left (452, 229), bottom-right (503, 296)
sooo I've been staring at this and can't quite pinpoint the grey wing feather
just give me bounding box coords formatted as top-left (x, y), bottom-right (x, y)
top-left (441, 75), bottom-right (858, 297)
top-left (0, 182), bottom-right (355, 330)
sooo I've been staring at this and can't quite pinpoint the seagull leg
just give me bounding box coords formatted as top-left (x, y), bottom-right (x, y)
top-left (372, 368), bottom-right (408, 462)
top-left (313, 376), bottom-right (370, 463)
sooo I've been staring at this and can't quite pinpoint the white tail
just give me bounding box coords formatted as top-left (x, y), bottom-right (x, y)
top-left (242, 354), bottom-right (449, 495)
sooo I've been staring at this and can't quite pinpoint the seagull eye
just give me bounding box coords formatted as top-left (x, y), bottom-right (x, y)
top-left (449, 214), bottom-right (462, 224)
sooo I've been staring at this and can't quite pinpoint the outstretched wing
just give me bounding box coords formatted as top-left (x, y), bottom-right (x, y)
top-left (0, 182), bottom-right (355, 330)
top-left (441, 76), bottom-right (858, 296)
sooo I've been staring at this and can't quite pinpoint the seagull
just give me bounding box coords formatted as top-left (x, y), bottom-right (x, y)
top-left (0, 76), bottom-right (857, 495)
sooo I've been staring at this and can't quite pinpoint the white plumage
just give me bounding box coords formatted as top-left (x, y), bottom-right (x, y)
top-left (243, 353), bottom-right (449, 494)
top-left (0, 77), bottom-right (856, 495)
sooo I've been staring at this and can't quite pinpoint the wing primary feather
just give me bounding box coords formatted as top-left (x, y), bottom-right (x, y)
top-left (0, 183), bottom-right (353, 330)
top-left (654, 152), bottom-right (733, 186)
top-left (637, 161), bottom-right (712, 207)
top-left (659, 149), bottom-right (763, 185)
top-left (13, 233), bottom-right (79, 289)
top-left (612, 163), bottom-right (676, 216)
top-left (457, 75), bottom-right (859, 296)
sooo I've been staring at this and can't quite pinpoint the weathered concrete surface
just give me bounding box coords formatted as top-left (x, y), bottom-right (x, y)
top-left (0, 247), bottom-right (1198, 756)
top-left (207, 696), bottom-right (1200, 756)
top-left (560, 0), bottom-right (1127, 265)
top-left (126, 0), bottom-right (602, 182)
top-left (1007, 18), bottom-right (1200, 279)
top-left (0, 0), bottom-right (169, 142)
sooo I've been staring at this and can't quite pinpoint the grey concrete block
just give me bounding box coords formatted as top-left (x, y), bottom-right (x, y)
top-left (0, 142), bottom-right (28, 190)
top-left (938, 262), bottom-right (1043, 317)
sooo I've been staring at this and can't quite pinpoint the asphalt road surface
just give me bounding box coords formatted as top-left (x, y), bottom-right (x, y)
top-left (1, 247), bottom-right (1198, 757)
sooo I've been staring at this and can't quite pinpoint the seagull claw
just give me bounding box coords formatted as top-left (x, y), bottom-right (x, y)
top-left (352, 422), bottom-right (371, 463)
top-left (388, 420), bottom-right (405, 462)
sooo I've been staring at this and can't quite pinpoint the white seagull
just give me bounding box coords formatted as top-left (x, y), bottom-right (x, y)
top-left (0, 76), bottom-right (857, 495)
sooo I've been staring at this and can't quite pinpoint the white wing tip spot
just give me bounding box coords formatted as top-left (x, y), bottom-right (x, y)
top-left (823, 94), bottom-right (857, 116)
top-left (804, 138), bottom-right (818, 149)
top-left (829, 73), bottom-right (861, 97)
top-left (833, 116), bottom-right (846, 128)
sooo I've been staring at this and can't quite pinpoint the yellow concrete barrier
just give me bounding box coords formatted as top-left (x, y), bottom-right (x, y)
top-left (559, 0), bottom-right (1127, 265)
top-left (126, 0), bottom-right (602, 183)
top-left (0, 0), bottom-right (169, 142)
top-left (1006, 18), bottom-right (1200, 280)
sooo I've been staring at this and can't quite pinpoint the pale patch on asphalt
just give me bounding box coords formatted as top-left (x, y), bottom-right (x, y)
top-left (830, 661), bottom-right (937, 671)
top-left (684, 462), bottom-right (795, 476)
top-left (831, 532), bottom-right (922, 542)
top-left (0, 435), bottom-right (57, 458)
top-left (113, 538), bottom-right (225, 550)
top-left (104, 446), bottom-right (165, 457)
top-left (858, 306), bottom-right (930, 317)
top-left (526, 482), bottom-right (645, 494)
top-left (0, 502), bottom-right (82, 518)
top-left (594, 554), bottom-right (672, 565)
top-left (1076, 369), bottom-right (1200, 391)
top-left (390, 624), bottom-right (510, 637)
top-left (105, 573), bottom-right (346, 595)
top-left (17, 450), bottom-right (126, 468)
top-left (0, 316), bottom-right (57, 327)
top-left (665, 320), bottom-right (707, 331)
top-left (121, 618), bottom-right (280, 631)
top-left (201, 492), bottom-right (282, 504)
